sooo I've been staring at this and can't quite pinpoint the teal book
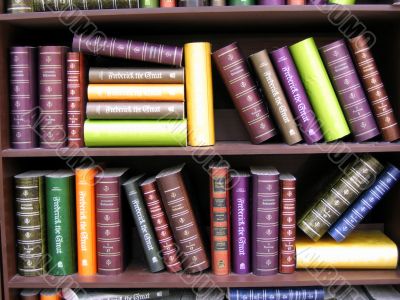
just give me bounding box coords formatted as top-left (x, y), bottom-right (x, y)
top-left (46, 170), bottom-right (77, 275)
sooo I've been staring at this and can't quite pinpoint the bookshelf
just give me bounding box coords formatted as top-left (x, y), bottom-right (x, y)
top-left (0, 1), bottom-right (400, 299)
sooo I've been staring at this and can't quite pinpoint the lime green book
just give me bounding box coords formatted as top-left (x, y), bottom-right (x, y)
top-left (84, 119), bottom-right (188, 147)
top-left (328, 0), bottom-right (356, 4)
top-left (140, 0), bottom-right (159, 7)
top-left (289, 37), bottom-right (350, 142)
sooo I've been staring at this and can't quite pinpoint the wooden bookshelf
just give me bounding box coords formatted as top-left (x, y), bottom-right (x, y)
top-left (1, 2), bottom-right (400, 299)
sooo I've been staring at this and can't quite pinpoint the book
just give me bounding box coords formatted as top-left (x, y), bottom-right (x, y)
top-left (249, 50), bottom-right (302, 145)
top-left (296, 229), bottom-right (398, 269)
top-left (140, 177), bottom-right (182, 273)
top-left (320, 39), bottom-right (380, 142)
top-left (349, 34), bottom-right (400, 142)
top-left (63, 289), bottom-right (170, 300)
top-left (10, 46), bottom-right (38, 149)
top-left (184, 42), bottom-right (215, 147)
top-left (289, 37), bottom-right (350, 142)
top-left (161, 0), bottom-right (177, 6)
top-left (156, 164), bottom-right (210, 273)
top-left (45, 170), bottom-right (76, 275)
top-left (212, 43), bottom-right (276, 144)
top-left (363, 285), bottom-right (400, 300)
top-left (178, 0), bottom-right (208, 6)
top-left (83, 119), bottom-right (187, 147)
top-left (329, 164), bottom-right (400, 241)
top-left (40, 289), bottom-right (61, 300)
top-left (20, 289), bottom-right (41, 300)
top-left (259, 0), bottom-right (285, 4)
top-left (38, 46), bottom-right (68, 149)
top-left (308, 0), bottom-right (326, 3)
top-left (72, 34), bottom-right (183, 67)
top-left (230, 171), bottom-right (251, 274)
top-left (211, 0), bottom-right (225, 5)
top-left (87, 84), bottom-right (185, 102)
top-left (209, 162), bottom-right (230, 276)
top-left (89, 68), bottom-right (184, 84)
top-left (228, 287), bottom-right (325, 300)
top-left (86, 102), bottom-right (185, 120)
top-left (75, 165), bottom-right (100, 276)
top-left (298, 154), bottom-right (384, 241)
top-left (95, 168), bottom-right (130, 275)
top-left (7, 0), bottom-right (33, 12)
top-left (288, 0), bottom-right (305, 3)
top-left (329, 0), bottom-right (355, 4)
top-left (32, 0), bottom-right (139, 11)
top-left (250, 166), bottom-right (280, 276)
top-left (123, 175), bottom-right (165, 273)
top-left (67, 52), bottom-right (86, 148)
top-left (140, 0), bottom-right (159, 7)
top-left (279, 173), bottom-right (296, 274)
top-left (15, 171), bottom-right (49, 276)
top-left (229, 0), bottom-right (254, 4)
top-left (270, 46), bottom-right (323, 144)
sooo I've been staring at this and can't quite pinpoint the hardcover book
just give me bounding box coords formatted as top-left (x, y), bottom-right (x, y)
top-left (229, 0), bottom-right (255, 4)
top-left (178, 0), bottom-right (208, 6)
top-left (228, 287), bottom-right (325, 300)
top-left (65, 289), bottom-right (170, 299)
top-left (288, 0), bottom-right (305, 3)
top-left (140, 0), bottom-right (159, 7)
top-left (20, 289), bottom-right (41, 300)
top-left (32, 0), bottom-right (139, 11)
top-left (7, 0), bottom-right (33, 12)
top-left (328, 0), bottom-right (355, 4)
top-left (39, 289), bottom-right (61, 300)
top-left (161, 0), bottom-right (177, 6)
top-left (259, 0), bottom-right (285, 4)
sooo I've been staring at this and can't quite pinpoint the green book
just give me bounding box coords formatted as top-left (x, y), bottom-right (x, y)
top-left (46, 170), bottom-right (77, 275)
top-left (289, 37), bottom-right (350, 142)
top-left (84, 119), bottom-right (188, 147)
top-left (229, 0), bottom-right (255, 5)
top-left (139, 0), bottom-right (159, 7)
top-left (7, 0), bottom-right (33, 13)
top-left (328, 0), bottom-right (356, 4)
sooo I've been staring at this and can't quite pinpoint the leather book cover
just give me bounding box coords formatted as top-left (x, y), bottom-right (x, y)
top-left (72, 34), bottom-right (183, 67)
top-left (140, 177), bottom-right (183, 273)
top-left (349, 34), bottom-right (400, 142)
top-left (184, 42), bottom-right (215, 146)
top-left (123, 175), bottom-right (165, 273)
top-left (39, 290), bottom-right (61, 300)
top-left (160, 0), bottom-right (176, 6)
top-left (229, 287), bottom-right (325, 300)
top-left (140, 0), bottom-right (159, 7)
top-left (10, 46), bottom-right (38, 149)
top-left (209, 162), bottom-right (230, 276)
top-left (38, 46), bottom-right (68, 149)
top-left (249, 50), bottom-right (302, 145)
top-left (20, 289), bottom-right (41, 300)
top-left (212, 42), bottom-right (276, 144)
top-left (250, 166), bottom-right (280, 276)
top-left (156, 164), bottom-right (210, 273)
top-left (33, 0), bottom-right (138, 11)
top-left (320, 39), bottom-right (380, 142)
top-left (67, 52), bottom-right (86, 148)
top-left (279, 173), bottom-right (296, 274)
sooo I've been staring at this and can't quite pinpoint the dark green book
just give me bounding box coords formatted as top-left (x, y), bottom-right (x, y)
top-left (45, 170), bottom-right (77, 275)
top-left (15, 171), bottom-right (50, 276)
top-left (229, 0), bottom-right (254, 5)
top-left (122, 175), bottom-right (165, 273)
top-left (32, 0), bottom-right (138, 11)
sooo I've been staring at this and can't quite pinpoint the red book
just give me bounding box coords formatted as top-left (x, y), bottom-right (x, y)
top-left (160, 0), bottom-right (176, 6)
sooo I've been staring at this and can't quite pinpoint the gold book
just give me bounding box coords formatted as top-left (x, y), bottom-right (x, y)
top-left (296, 230), bottom-right (398, 269)
top-left (184, 42), bottom-right (215, 147)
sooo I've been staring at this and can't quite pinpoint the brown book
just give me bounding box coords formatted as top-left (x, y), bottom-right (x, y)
top-left (249, 50), bottom-right (302, 145)
top-left (20, 289), bottom-right (41, 300)
top-left (67, 52), bottom-right (86, 148)
top-left (155, 164), bottom-right (209, 273)
top-left (349, 35), bottom-right (400, 142)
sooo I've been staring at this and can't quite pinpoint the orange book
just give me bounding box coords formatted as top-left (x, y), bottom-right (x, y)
top-left (87, 84), bottom-right (185, 101)
top-left (40, 289), bottom-right (61, 300)
top-left (75, 165), bottom-right (99, 276)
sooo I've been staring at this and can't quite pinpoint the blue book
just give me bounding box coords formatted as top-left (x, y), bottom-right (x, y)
top-left (329, 165), bottom-right (400, 242)
top-left (228, 287), bottom-right (325, 300)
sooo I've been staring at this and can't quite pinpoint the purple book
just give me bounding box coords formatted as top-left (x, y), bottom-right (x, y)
top-left (250, 167), bottom-right (280, 276)
top-left (320, 39), bottom-right (380, 142)
top-left (270, 46), bottom-right (323, 144)
top-left (72, 34), bottom-right (183, 67)
top-left (9, 47), bottom-right (38, 149)
top-left (308, 0), bottom-right (326, 4)
top-left (230, 171), bottom-right (251, 275)
top-left (259, 0), bottom-right (285, 3)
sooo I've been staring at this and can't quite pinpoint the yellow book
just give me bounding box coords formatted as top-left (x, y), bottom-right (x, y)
top-left (184, 42), bottom-right (215, 146)
top-left (296, 230), bottom-right (398, 269)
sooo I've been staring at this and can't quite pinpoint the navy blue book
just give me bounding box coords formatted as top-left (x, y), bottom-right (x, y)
top-left (329, 165), bottom-right (400, 242)
top-left (228, 287), bottom-right (325, 300)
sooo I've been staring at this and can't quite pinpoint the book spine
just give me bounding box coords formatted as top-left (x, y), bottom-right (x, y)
top-left (72, 34), bottom-right (183, 67)
top-left (288, 0), bottom-right (305, 4)
top-left (67, 52), bottom-right (85, 148)
top-left (229, 287), bottom-right (325, 300)
top-left (270, 46), bottom-right (323, 144)
top-left (329, 0), bottom-right (355, 4)
top-left (89, 68), bottom-right (184, 84)
top-left (83, 119), bottom-right (187, 147)
top-left (349, 35), bottom-right (400, 142)
top-left (74, 290), bottom-right (170, 299)
top-left (33, 0), bottom-right (138, 11)
top-left (140, 0), bottom-right (159, 7)
top-left (86, 102), bottom-right (185, 120)
top-left (329, 165), bottom-right (400, 241)
top-left (320, 39), bottom-right (380, 142)
top-left (209, 166), bottom-right (230, 276)
top-left (259, 0), bottom-right (285, 4)
top-left (231, 175), bottom-right (250, 274)
top-left (249, 50), bottom-right (302, 145)
top-left (298, 155), bottom-right (384, 241)
top-left (95, 176), bottom-right (124, 275)
top-left (123, 180), bottom-right (165, 273)
top-left (279, 177), bottom-right (296, 274)
top-left (87, 84), bottom-right (185, 101)
top-left (40, 290), bottom-right (61, 300)
top-left (46, 175), bottom-right (76, 275)
top-left (212, 43), bottom-right (276, 144)
top-left (228, 0), bottom-right (255, 4)
top-left (308, 0), bottom-right (326, 3)
top-left (9, 46), bottom-right (38, 149)
top-left (184, 42), bottom-right (215, 146)
top-left (160, 0), bottom-right (177, 6)
top-left (15, 176), bottom-right (46, 276)
top-left (178, 0), bottom-right (208, 6)
top-left (211, 0), bottom-right (225, 5)
top-left (7, 0), bottom-right (33, 13)
top-left (39, 46), bottom-right (67, 149)
top-left (20, 291), bottom-right (40, 300)
top-left (252, 173), bottom-right (279, 276)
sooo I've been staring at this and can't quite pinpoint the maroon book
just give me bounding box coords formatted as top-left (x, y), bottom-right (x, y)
top-left (9, 46), bottom-right (38, 149)
top-left (38, 46), bottom-right (68, 149)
